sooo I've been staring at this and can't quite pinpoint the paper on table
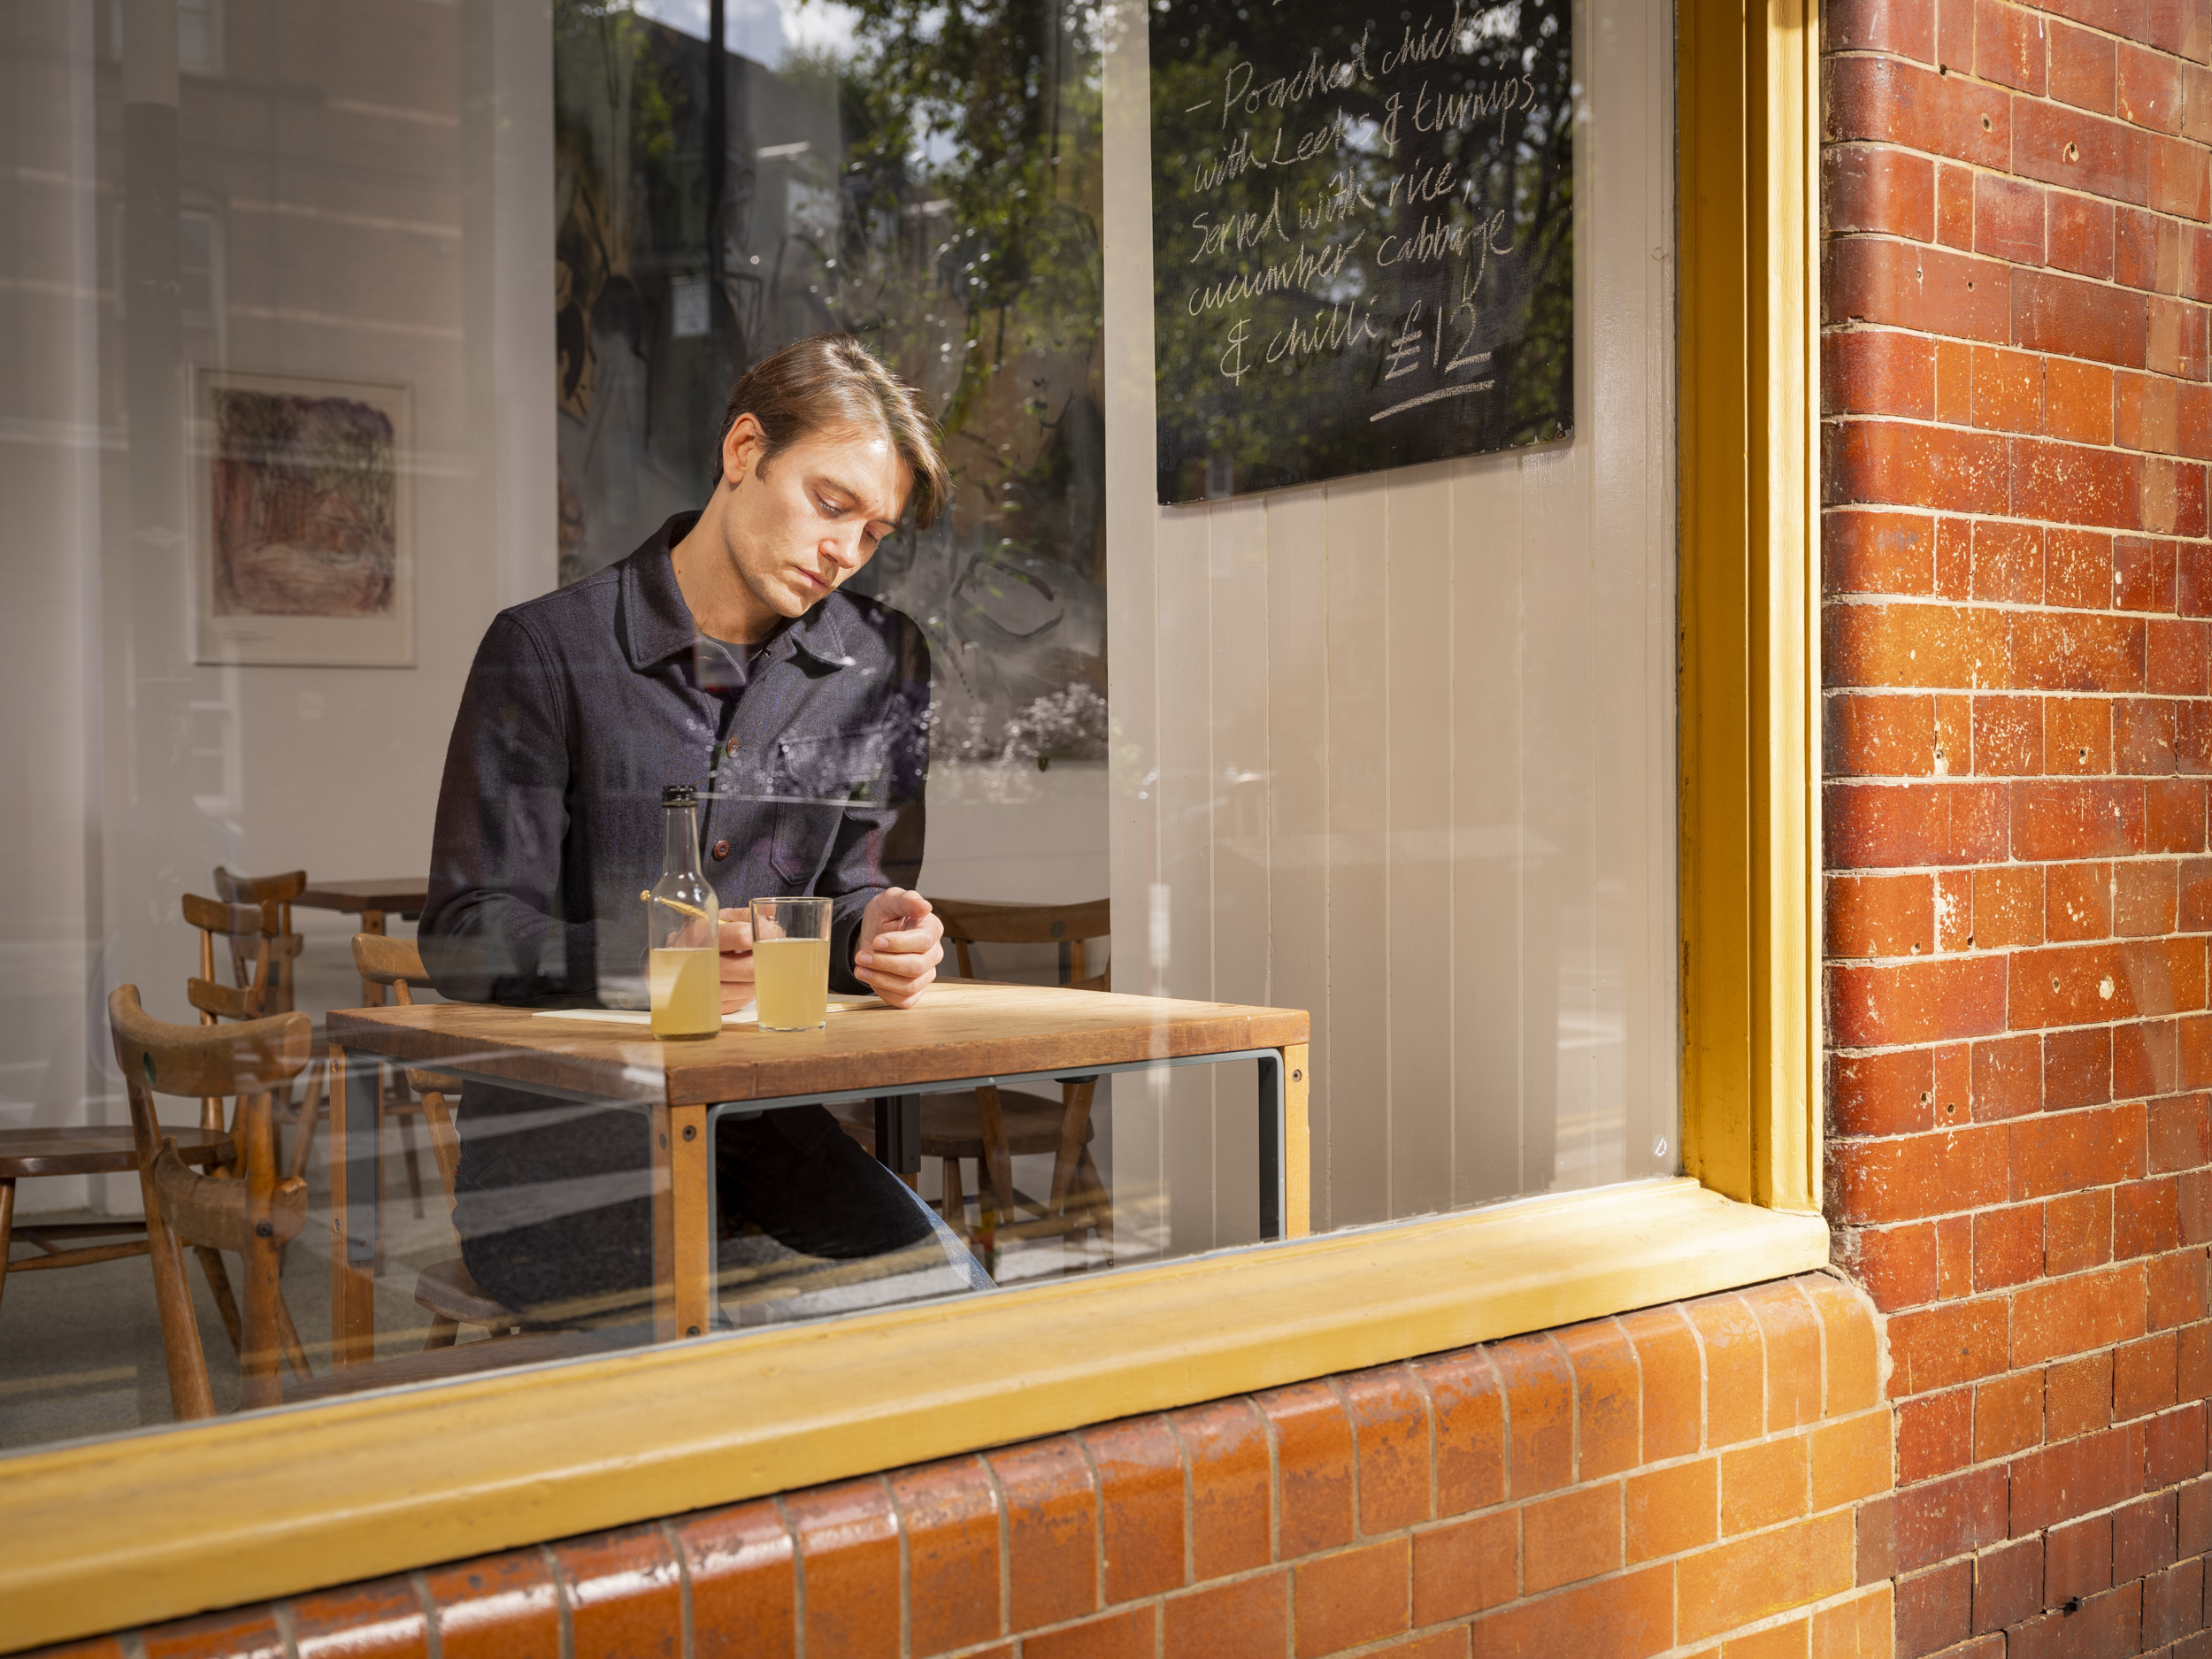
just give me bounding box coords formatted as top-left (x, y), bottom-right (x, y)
top-left (530, 996), bottom-right (882, 1027)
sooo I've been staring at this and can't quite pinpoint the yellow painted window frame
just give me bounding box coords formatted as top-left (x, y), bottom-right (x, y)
top-left (0, 0), bottom-right (1821, 1646)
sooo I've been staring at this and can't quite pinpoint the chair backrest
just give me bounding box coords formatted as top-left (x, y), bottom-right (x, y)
top-left (211, 869), bottom-right (305, 1012)
top-left (107, 985), bottom-right (311, 1418)
top-left (214, 868), bottom-right (305, 908)
top-left (352, 931), bottom-right (427, 1002)
top-left (928, 898), bottom-right (1111, 991)
top-left (349, 933), bottom-right (462, 1200)
top-left (183, 894), bottom-right (284, 1024)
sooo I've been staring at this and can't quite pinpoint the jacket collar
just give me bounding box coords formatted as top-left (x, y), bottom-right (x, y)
top-left (621, 511), bottom-right (856, 673)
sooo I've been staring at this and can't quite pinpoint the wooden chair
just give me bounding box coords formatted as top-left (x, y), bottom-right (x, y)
top-left (0, 1126), bottom-right (234, 1313)
top-left (106, 985), bottom-right (314, 1416)
top-left (351, 933), bottom-right (526, 1348)
top-left (176, 893), bottom-right (315, 1348)
top-left (835, 898), bottom-right (1113, 1271)
top-left (0, 902), bottom-right (277, 1331)
top-left (185, 892), bottom-right (283, 1025)
top-left (211, 868), bottom-right (307, 1014)
top-left (211, 868), bottom-right (431, 1211)
top-left (185, 894), bottom-right (327, 1192)
top-left (342, 926), bottom-right (438, 1219)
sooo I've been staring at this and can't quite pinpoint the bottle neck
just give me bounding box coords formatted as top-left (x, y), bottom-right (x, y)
top-left (662, 803), bottom-right (702, 876)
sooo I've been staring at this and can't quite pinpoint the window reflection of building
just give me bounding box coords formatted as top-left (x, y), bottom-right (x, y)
top-left (175, 0), bottom-right (219, 78)
top-left (176, 204), bottom-right (220, 360)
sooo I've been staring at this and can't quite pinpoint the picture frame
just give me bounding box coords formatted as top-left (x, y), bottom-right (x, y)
top-left (190, 366), bottom-right (414, 667)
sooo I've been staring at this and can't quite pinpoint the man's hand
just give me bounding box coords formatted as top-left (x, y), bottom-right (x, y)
top-left (716, 907), bottom-right (756, 1014)
top-left (855, 888), bottom-right (942, 1009)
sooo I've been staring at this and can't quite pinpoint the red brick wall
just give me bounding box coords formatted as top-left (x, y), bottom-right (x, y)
top-left (1822, 0), bottom-right (2212, 1649)
top-left (25, 1276), bottom-right (1888, 1659)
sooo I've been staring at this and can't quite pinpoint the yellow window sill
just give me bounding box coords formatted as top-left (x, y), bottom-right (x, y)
top-left (0, 1175), bottom-right (1826, 1652)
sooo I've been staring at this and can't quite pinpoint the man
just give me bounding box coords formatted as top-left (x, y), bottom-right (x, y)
top-left (420, 334), bottom-right (980, 1318)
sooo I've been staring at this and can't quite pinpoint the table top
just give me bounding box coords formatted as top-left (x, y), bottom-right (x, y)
top-left (325, 979), bottom-right (1309, 1106)
top-left (297, 878), bottom-right (430, 914)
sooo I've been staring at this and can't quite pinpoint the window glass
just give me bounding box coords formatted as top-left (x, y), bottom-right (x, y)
top-left (1112, 0), bottom-right (1678, 1247)
top-left (3, 0), bottom-right (1124, 1451)
top-left (0, 0), bottom-right (1669, 1457)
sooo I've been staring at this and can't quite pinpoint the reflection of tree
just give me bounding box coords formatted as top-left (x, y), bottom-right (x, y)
top-left (816, 0), bottom-right (1108, 758)
top-left (550, 0), bottom-right (1107, 762)
top-left (1148, 0), bottom-right (1574, 496)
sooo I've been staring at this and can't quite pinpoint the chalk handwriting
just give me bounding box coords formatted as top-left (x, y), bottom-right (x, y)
top-left (1151, 0), bottom-right (1571, 493)
top-left (1186, 234), bottom-right (1364, 315)
top-left (1191, 189), bottom-right (1291, 260)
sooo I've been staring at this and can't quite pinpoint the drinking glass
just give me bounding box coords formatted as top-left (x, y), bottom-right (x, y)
top-left (749, 897), bottom-right (833, 1031)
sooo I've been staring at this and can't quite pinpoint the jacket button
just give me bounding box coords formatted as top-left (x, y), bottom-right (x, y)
top-left (726, 740), bottom-right (740, 756)
top-left (711, 839), bottom-right (731, 860)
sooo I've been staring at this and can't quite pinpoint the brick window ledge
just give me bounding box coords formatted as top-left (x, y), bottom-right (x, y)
top-left (19, 1268), bottom-right (1888, 1659)
top-left (2, 1178), bottom-right (1827, 1648)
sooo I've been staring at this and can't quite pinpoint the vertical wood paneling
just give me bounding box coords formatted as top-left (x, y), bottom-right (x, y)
top-left (1099, 0), bottom-right (1165, 1252)
top-left (1448, 459), bottom-right (1525, 1206)
top-left (1210, 495), bottom-right (1271, 1244)
top-left (1321, 474), bottom-right (1391, 1229)
top-left (1099, 0), bottom-right (1679, 1243)
top-left (1155, 507), bottom-right (1218, 1250)
top-left (1518, 447), bottom-right (1594, 1194)
top-left (1383, 470), bottom-right (1455, 1219)
top-left (1263, 488), bottom-right (1333, 1221)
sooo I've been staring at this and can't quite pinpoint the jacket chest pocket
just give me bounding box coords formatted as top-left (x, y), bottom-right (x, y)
top-left (765, 731), bottom-right (889, 882)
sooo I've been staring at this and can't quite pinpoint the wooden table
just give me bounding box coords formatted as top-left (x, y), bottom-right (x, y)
top-left (298, 878), bottom-right (428, 931)
top-left (296, 879), bottom-right (429, 1005)
top-left (323, 980), bottom-right (1310, 1360)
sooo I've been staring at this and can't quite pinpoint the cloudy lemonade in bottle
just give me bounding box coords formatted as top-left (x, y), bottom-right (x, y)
top-left (649, 946), bottom-right (720, 1038)
top-left (646, 784), bottom-right (720, 1040)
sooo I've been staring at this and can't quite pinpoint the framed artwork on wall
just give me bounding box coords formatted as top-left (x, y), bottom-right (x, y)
top-left (190, 367), bottom-right (414, 667)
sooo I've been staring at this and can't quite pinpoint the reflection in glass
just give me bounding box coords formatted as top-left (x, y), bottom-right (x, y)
top-left (549, 0), bottom-right (1108, 771)
top-left (0, 0), bottom-right (1143, 1455)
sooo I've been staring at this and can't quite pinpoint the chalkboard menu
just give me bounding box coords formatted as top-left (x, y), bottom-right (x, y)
top-left (1150, 0), bottom-right (1574, 503)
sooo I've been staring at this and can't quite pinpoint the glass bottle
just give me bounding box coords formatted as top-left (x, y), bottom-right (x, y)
top-left (647, 784), bottom-right (720, 1039)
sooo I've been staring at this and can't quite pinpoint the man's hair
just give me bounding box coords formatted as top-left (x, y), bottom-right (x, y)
top-left (716, 334), bottom-right (950, 530)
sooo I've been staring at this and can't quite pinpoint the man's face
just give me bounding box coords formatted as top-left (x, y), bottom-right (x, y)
top-left (720, 416), bottom-right (911, 621)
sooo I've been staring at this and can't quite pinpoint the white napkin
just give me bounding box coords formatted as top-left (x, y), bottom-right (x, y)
top-left (530, 996), bottom-right (880, 1027)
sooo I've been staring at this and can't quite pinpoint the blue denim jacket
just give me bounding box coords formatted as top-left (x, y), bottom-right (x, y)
top-left (419, 511), bottom-right (929, 1008)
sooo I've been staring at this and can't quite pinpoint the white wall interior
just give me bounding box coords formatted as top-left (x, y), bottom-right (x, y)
top-left (0, 0), bottom-right (109, 1210)
top-left (1100, 0), bottom-right (1679, 1250)
top-left (0, 0), bottom-right (558, 1214)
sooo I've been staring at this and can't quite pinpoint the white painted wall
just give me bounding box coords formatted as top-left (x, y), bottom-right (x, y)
top-left (1099, 0), bottom-right (1680, 1248)
top-left (0, 0), bottom-right (109, 1199)
top-left (0, 0), bottom-right (558, 1211)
